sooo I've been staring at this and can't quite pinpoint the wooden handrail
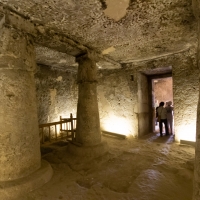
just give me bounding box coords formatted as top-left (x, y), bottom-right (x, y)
top-left (39, 121), bottom-right (62, 128)
top-left (39, 113), bottom-right (77, 144)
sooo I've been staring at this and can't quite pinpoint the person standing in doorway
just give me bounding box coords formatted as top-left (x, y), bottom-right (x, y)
top-left (155, 105), bottom-right (159, 125)
top-left (157, 102), bottom-right (169, 137)
top-left (166, 101), bottom-right (174, 135)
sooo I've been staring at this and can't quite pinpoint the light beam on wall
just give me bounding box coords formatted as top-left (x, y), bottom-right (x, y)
top-left (101, 115), bottom-right (134, 136)
top-left (176, 123), bottom-right (196, 142)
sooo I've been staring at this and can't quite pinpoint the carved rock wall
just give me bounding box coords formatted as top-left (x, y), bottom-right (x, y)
top-left (35, 49), bottom-right (198, 140)
top-left (35, 65), bottom-right (78, 124)
top-left (35, 65), bottom-right (138, 136)
top-left (172, 51), bottom-right (199, 142)
top-left (97, 69), bottom-right (138, 137)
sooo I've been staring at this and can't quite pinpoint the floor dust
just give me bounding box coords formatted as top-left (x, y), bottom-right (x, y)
top-left (24, 132), bottom-right (194, 200)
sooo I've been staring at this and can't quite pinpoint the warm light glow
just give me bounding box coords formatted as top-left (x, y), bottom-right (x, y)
top-left (56, 125), bottom-right (61, 137)
top-left (176, 123), bottom-right (196, 142)
top-left (101, 115), bottom-right (134, 136)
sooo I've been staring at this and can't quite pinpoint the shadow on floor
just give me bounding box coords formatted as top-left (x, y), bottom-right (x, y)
top-left (40, 140), bottom-right (69, 156)
top-left (139, 123), bottom-right (175, 144)
top-left (139, 132), bottom-right (175, 144)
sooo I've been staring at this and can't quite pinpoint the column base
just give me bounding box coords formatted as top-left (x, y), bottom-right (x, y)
top-left (67, 141), bottom-right (108, 158)
top-left (0, 160), bottom-right (53, 200)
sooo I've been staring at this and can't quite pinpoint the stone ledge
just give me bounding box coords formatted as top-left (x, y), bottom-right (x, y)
top-left (102, 131), bottom-right (126, 139)
top-left (0, 160), bottom-right (53, 200)
top-left (180, 140), bottom-right (196, 147)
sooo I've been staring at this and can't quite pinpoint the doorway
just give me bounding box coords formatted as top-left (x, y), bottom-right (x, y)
top-left (149, 75), bottom-right (173, 134)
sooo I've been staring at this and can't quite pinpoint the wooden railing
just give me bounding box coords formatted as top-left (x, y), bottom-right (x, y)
top-left (60, 113), bottom-right (77, 141)
top-left (39, 113), bottom-right (77, 144)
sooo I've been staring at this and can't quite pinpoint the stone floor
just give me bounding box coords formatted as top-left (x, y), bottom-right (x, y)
top-left (22, 132), bottom-right (194, 200)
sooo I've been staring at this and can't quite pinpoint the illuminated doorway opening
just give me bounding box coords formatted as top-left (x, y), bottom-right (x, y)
top-left (137, 67), bottom-right (173, 138)
top-left (150, 75), bottom-right (173, 134)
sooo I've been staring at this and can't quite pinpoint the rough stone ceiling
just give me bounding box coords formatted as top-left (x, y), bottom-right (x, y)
top-left (1, 0), bottom-right (197, 70)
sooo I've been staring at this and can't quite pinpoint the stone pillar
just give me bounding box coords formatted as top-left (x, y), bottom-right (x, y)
top-left (193, 1), bottom-right (200, 199)
top-left (68, 52), bottom-right (107, 158)
top-left (0, 26), bottom-right (52, 199)
top-left (75, 53), bottom-right (101, 146)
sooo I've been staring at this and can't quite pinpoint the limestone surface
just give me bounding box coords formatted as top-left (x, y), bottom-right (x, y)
top-left (0, 0), bottom-right (197, 69)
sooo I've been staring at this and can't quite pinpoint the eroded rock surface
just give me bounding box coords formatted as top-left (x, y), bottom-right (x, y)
top-left (0, 0), bottom-right (197, 68)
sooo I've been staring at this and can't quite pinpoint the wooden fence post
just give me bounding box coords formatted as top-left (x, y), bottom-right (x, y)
top-left (70, 113), bottom-right (74, 141)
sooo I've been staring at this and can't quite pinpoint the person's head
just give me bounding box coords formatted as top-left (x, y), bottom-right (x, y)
top-left (168, 101), bottom-right (172, 106)
top-left (159, 102), bottom-right (164, 107)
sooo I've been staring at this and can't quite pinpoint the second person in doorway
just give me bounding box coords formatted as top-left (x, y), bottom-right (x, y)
top-left (157, 102), bottom-right (169, 137)
top-left (166, 101), bottom-right (174, 135)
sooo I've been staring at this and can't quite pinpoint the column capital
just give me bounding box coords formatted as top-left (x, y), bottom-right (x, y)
top-left (76, 50), bottom-right (99, 63)
top-left (0, 6), bottom-right (37, 36)
top-left (76, 51), bottom-right (99, 83)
